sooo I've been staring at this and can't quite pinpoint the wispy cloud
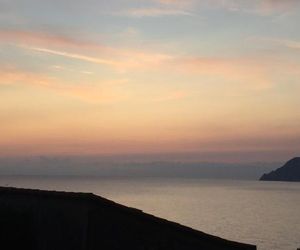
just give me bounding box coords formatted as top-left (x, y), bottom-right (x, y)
top-left (29, 47), bottom-right (117, 66)
top-left (283, 40), bottom-right (300, 50)
top-left (26, 46), bottom-right (173, 71)
top-left (115, 8), bottom-right (192, 17)
top-left (164, 0), bottom-right (300, 15)
top-left (0, 29), bottom-right (105, 50)
top-left (1, 29), bottom-right (173, 71)
top-left (0, 66), bottom-right (128, 103)
top-left (258, 0), bottom-right (300, 14)
top-left (172, 55), bottom-right (300, 91)
top-left (0, 67), bottom-right (53, 88)
top-left (153, 0), bottom-right (195, 8)
top-left (221, 0), bottom-right (300, 15)
top-left (113, 0), bottom-right (194, 17)
top-left (268, 39), bottom-right (300, 50)
top-left (249, 37), bottom-right (300, 50)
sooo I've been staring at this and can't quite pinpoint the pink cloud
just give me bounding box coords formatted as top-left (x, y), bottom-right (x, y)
top-left (0, 66), bottom-right (128, 103)
top-left (0, 29), bottom-right (106, 50)
top-left (171, 55), bottom-right (299, 90)
top-left (0, 29), bottom-right (173, 71)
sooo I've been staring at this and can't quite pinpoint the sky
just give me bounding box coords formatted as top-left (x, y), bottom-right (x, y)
top-left (0, 0), bottom-right (300, 161)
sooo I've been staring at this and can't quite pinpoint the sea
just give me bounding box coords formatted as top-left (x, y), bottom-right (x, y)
top-left (0, 176), bottom-right (299, 250)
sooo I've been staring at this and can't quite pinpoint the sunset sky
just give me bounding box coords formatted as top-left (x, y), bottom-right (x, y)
top-left (1, 0), bottom-right (300, 161)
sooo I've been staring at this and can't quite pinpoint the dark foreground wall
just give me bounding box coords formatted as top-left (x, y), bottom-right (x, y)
top-left (0, 187), bottom-right (256, 250)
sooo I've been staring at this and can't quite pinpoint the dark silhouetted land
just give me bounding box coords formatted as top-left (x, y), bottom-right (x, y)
top-left (0, 186), bottom-right (256, 250)
top-left (260, 157), bottom-right (300, 182)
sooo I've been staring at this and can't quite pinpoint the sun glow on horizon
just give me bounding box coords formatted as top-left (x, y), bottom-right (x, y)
top-left (1, 0), bottom-right (300, 161)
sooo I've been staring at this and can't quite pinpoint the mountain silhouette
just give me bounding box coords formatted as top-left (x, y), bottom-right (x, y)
top-left (260, 157), bottom-right (300, 182)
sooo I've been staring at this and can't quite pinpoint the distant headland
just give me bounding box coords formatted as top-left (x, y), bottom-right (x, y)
top-left (260, 157), bottom-right (300, 182)
top-left (0, 186), bottom-right (255, 250)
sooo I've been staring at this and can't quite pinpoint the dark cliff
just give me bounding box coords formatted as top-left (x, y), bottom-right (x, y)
top-left (260, 157), bottom-right (300, 182)
top-left (0, 186), bottom-right (256, 250)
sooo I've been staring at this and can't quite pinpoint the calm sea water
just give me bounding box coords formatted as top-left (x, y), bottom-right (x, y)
top-left (0, 176), bottom-right (299, 250)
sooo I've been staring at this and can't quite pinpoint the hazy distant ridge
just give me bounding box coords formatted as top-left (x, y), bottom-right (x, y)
top-left (0, 157), bottom-right (278, 180)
